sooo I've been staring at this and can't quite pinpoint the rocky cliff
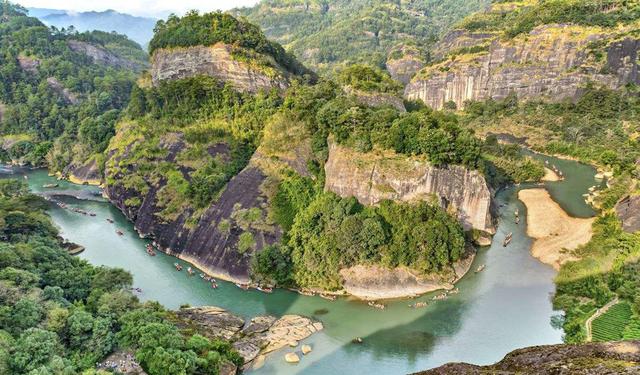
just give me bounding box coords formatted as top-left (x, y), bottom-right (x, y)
top-left (343, 86), bottom-right (406, 112)
top-left (324, 142), bottom-right (494, 233)
top-left (68, 40), bottom-right (143, 71)
top-left (405, 24), bottom-right (640, 109)
top-left (150, 44), bottom-right (290, 93)
top-left (616, 195), bottom-right (640, 233)
top-left (105, 132), bottom-right (280, 284)
top-left (416, 340), bottom-right (640, 374)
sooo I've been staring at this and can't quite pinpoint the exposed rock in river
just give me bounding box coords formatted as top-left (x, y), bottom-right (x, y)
top-left (324, 141), bottom-right (494, 233)
top-left (616, 195), bottom-right (640, 233)
top-left (415, 340), bottom-right (640, 374)
top-left (150, 44), bottom-right (290, 93)
top-left (63, 157), bottom-right (102, 185)
top-left (173, 306), bottom-right (323, 369)
top-left (405, 24), bottom-right (640, 109)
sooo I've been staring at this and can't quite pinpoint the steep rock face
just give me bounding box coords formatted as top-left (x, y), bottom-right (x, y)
top-left (324, 142), bottom-right (494, 233)
top-left (340, 248), bottom-right (474, 300)
top-left (105, 135), bottom-right (280, 283)
top-left (150, 44), bottom-right (289, 93)
top-left (416, 340), bottom-right (640, 374)
top-left (432, 29), bottom-right (495, 59)
top-left (68, 40), bottom-right (142, 71)
top-left (406, 24), bottom-right (640, 110)
top-left (616, 195), bottom-right (640, 233)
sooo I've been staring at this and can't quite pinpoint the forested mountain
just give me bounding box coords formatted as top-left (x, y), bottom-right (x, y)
top-left (0, 1), bottom-right (145, 174)
top-left (234, 0), bottom-right (490, 76)
top-left (28, 8), bottom-right (157, 47)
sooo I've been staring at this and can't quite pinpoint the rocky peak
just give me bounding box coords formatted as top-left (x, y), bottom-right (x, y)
top-left (323, 141), bottom-right (494, 234)
top-left (150, 43), bottom-right (290, 94)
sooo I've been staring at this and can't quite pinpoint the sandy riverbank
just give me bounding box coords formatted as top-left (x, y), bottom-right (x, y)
top-left (542, 167), bottom-right (562, 182)
top-left (518, 188), bottom-right (594, 270)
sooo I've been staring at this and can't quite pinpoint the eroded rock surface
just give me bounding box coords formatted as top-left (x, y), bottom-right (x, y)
top-left (324, 142), bottom-right (494, 233)
top-left (150, 44), bottom-right (290, 93)
top-left (406, 24), bottom-right (640, 109)
top-left (416, 340), bottom-right (640, 374)
top-left (68, 40), bottom-right (143, 71)
top-left (344, 86), bottom-right (406, 112)
top-left (616, 195), bottom-right (640, 233)
top-left (63, 157), bottom-right (101, 185)
top-left (46, 77), bottom-right (80, 105)
top-left (174, 306), bottom-right (323, 368)
top-left (17, 55), bottom-right (40, 74)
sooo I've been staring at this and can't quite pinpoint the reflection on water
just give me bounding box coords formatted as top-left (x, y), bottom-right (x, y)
top-left (1, 156), bottom-right (598, 374)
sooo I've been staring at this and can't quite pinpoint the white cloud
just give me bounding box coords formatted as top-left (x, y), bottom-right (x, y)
top-left (15, 0), bottom-right (260, 17)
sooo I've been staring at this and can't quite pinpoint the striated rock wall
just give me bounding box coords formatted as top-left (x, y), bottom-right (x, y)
top-left (616, 195), bottom-right (640, 233)
top-left (406, 24), bottom-right (640, 110)
top-left (68, 40), bottom-right (142, 71)
top-left (63, 157), bottom-right (101, 185)
top-left (324, 142), bottom-right (494, 233)
top-left (105, 135), bottom-right (280, 284)
top-left (150, 44), bottom-right (290, 93)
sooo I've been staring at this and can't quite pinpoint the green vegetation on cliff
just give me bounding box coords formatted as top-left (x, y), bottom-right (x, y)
top-left (0, 1), bottom-right (144, 170)
top-left (236, 0), bottom-right (489, 75)
top-left (0, 179), bottom-right (241, 374)
top-left (459, 0), bottom-right (640, 38)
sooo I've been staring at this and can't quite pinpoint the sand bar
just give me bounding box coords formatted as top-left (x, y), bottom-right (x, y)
top-left (542, 167), bottom-right (562, 182)
top-left (518, 188), bottom-right (594, 270)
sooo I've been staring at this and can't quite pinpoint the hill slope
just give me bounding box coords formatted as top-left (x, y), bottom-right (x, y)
top-left (234, 0), bottom-right (490, 77)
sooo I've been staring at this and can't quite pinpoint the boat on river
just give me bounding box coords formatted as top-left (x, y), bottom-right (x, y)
top-left (503, 232), bottom-right (513, 247)
top-left (43, 183), bottom-right (59, 188)
top-left (174, 263), bottom-right (183, 271)
top-left (116, 230), bottom-right (124, 236)
top-left (257, 286), bottom-right (274, 294)
top-left (106, 218), bottom-right (114, 224)
top-left (236, 283), bottom-right (249, 290)
top-left (476, 264), bottom-right (485, 273)
top-left (367, 301), bottom-right (386, 310)
top-left (433, 293), bottom-right (448, 301)
top-left (187, 267), bottom-right (194, 276)
top-left (145, 244), bottom-right (156, 256)
top-left (319, 293), bottom-right (336, 301)
top-left (409, 302), bottom-right (428, 308)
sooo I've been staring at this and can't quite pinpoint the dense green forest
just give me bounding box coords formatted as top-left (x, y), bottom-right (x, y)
top-left (0, 179), bottom-right (242, 374)
top-left (235, 0), bottom-right (489, 75)
top-left (0, 1), bottom-right (144, 171)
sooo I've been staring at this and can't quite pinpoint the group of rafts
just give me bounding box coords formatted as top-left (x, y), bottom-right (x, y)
top-left (172, 260), bottom-right (276, 293)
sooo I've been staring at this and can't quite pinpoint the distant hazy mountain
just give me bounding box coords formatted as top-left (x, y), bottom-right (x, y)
top-left (27, 8), bottom-right (157, 48)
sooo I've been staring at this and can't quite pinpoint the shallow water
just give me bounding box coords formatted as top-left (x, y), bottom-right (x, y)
top-left (2, 155), bottom-right (598, 374)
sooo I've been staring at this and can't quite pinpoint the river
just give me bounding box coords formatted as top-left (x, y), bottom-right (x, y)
top-left (1, 154), bottom-right (599, 374)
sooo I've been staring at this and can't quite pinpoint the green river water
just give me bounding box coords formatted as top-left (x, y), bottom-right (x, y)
top-left (1, 154), bottom-right (600, 374)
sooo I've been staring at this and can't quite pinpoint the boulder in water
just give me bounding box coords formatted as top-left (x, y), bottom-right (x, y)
top-left (285, 352), bottom-right (300, 363)
top-left (302, 344), bottom-right (312, 355)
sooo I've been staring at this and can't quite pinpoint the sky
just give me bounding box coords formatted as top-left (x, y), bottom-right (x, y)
top-left (16, 0), bottom-right (261, 18)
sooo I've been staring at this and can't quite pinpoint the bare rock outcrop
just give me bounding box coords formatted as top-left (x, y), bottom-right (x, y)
top-left (63, 157), bottom-right (101, 185)
top-left (17, 55), bottom-right (40, 74)
top-left (344, 86), bottom-right (406, 112)
top-left (406, 24), bottom-right (640, 109)
top-left (0, 102), bottom-right (6, 123)
top-left (616, 195), bottom-right (640, 233)
top-left (150, 44), bottom-right (290, 93)
top-left (416, 340), bottom-right (640, 374)
top-left (68, 40), bottom-right (142, 71)
top-left (174, 306), bottom-right (323, 368)
top-left (46, 77), bottom-right (80, 105)
top-left (324, 142), bottom-right (494, 233)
